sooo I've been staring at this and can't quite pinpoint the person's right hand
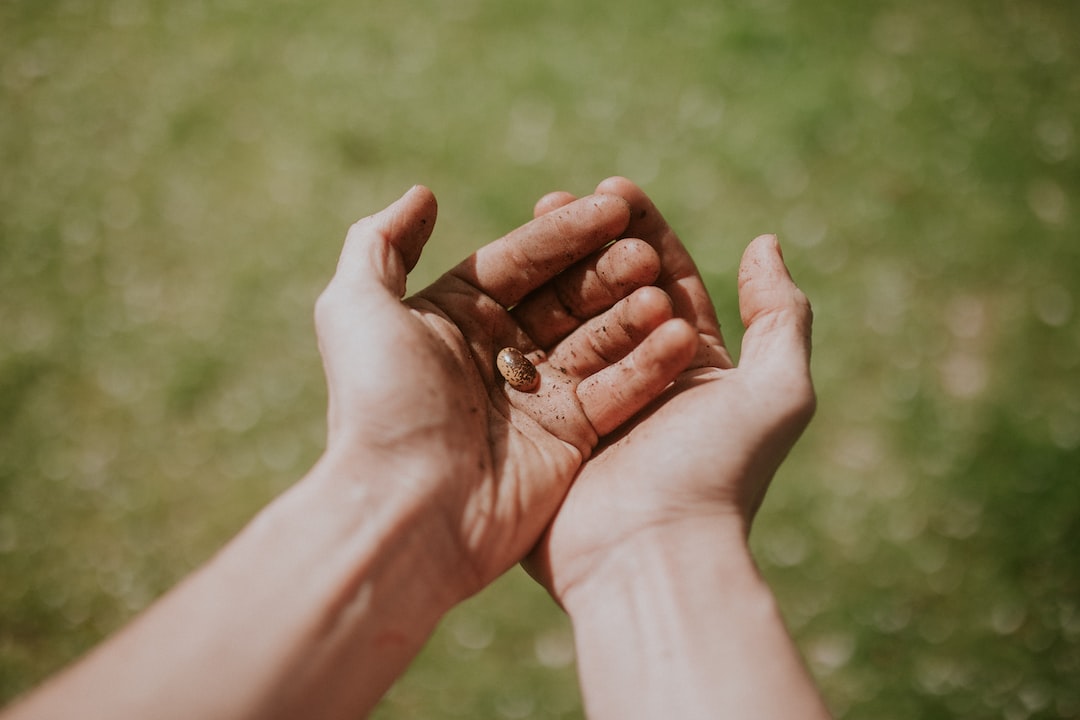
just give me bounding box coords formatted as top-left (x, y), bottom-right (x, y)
top-left (525, 176), bottom-right (817, 605)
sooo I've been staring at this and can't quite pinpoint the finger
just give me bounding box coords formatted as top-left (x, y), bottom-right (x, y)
top-left (448, 193), bottom-right (631, 308)
top-left (534, 190), bottom-right (577, 218)
top-left (578, 318), bottom-right (698, 436)
top-left (547, 286), bottom-right (674, 377)
top-left (594, 176), bottom-right (732, 369)
top-left (737, 234), bottom-right (815, 420)
top-left (512, 238), bottom-right (661, 349)
top-left (335, 185), bottom-right (438, 297)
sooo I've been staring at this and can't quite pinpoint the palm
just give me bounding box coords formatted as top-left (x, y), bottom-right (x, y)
top-left (376, 297), bottom-right (598, 587)
top-left (530, 365), bottom-right (804, 598)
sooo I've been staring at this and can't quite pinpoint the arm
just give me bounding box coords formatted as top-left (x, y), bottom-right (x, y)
top-left (2, 185), bottom-right (698, 720)
top-left (527, 178), bottom-right (831, 719)
top-left (4, 455), bottom-right (458, 720)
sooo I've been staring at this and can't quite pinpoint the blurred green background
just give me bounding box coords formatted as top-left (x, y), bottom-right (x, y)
top-left (2, 0), bottom-right (1078, 717)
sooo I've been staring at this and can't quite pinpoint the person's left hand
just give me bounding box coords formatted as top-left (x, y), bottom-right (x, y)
top-left (313, 185), bottom-right (698, 603)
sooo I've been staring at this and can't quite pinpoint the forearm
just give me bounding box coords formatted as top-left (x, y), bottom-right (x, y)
top-left (563, 519), bottom-right (830, 720)
top-left (3, 453), bottom-right (458, 720)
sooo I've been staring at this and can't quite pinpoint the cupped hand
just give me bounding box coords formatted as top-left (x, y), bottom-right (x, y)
top-left (313, 185), bottom-right (698, 602)
top-left (525, 178), bottom-right (817, 604)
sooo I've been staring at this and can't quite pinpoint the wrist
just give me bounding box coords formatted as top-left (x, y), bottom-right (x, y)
top-left (557, 514), bottom-right (752, 613)
top-left (297, 448), bottom-right (470, 616)
top-left (560, 515), bottom-right (759, 620)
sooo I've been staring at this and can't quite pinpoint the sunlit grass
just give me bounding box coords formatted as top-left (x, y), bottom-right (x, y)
top-left (3, 0), bottom-right (1079, 717)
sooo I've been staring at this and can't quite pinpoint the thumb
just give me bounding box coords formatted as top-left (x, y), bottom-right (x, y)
top-left (737, 235), bottom-right (815, 413)
top-left (335, 185), bottom-right (438, 297)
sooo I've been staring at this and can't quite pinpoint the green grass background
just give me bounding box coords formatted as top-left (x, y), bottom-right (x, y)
top-left (2, 0), bottom-right (1078, 717)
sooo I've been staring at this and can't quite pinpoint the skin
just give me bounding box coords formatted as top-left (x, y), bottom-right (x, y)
top-left (525, 177), bottom-right (832, 720)
top-left (1, 185), bottom-right (698, 720)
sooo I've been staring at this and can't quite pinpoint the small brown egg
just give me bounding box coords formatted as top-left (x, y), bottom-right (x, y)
top-left (496, 347), bottom-right (539, 392)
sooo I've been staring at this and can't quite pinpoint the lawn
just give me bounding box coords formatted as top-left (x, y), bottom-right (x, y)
top-left (2, 0), bottom-right (1078, 717)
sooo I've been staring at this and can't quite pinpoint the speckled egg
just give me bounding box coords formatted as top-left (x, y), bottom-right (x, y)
top-left (496, 347), bottom-right (539, 392)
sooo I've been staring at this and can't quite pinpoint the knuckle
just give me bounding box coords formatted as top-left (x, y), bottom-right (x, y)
top-left (552, 280), bottom-right (587, 320)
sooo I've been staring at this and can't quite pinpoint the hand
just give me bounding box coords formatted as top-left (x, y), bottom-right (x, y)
top-left (314, 185), bottom-right (698, 602)
top-left (520, 177), bottom-right (826, 720)
top-left (524, 176), bottom-right (816, 604)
